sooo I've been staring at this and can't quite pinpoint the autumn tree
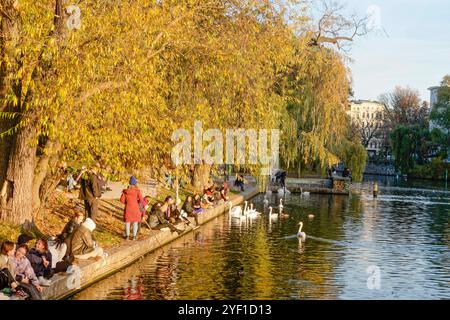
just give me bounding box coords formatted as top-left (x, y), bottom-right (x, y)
top-left (379, 86), bottom-right (429, 128)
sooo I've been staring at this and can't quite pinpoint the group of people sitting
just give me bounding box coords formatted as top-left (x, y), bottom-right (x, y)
top-left (0, 211), bottom-right (105, 300)
top-left (0, 175), bottom-right (233, 300)
top-left (120, 176), bottom-right (230, 240)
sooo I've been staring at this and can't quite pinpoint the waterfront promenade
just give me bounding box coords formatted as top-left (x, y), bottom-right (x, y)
top-left (40, 184), bottom-right (259, 300)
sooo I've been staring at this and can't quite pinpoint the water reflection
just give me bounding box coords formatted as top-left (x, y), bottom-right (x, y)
top-left (72, 180), bottom-right (450, 300)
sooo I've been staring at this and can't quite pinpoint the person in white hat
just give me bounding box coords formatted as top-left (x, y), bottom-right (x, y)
top-left (70, 218), bottom-right (104, 260)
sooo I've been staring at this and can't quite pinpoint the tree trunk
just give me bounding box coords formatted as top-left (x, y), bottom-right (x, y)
top-left (0, 0), bottom-right (22, 203)
top-left (32, 141), bottom-right (62, 211)
top-left (191, 164), bottom-right (211, 190)
top-left (1, 123), bottom-right (38, 224)
top-left (0, 0), bottom-right (69, 224)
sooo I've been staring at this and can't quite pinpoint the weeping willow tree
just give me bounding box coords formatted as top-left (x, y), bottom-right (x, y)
top-left (279, 42), bottom-right (367, 181)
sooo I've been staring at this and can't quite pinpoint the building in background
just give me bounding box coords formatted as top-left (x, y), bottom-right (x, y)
top-left (428, 85), bottom-right (448, 133)
top-left (348, 100), bottom-right (389, 157)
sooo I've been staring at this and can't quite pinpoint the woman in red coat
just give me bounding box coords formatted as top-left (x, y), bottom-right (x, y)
top-left (120, 176), bottom-right (144, 240)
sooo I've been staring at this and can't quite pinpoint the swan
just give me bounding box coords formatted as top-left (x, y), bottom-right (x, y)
top-left (243, 201), bottom-right (249, 214)
top-left (276, 198), bottom-right (284, 212)
top-left (246, 204), bottom-right (261, 219)
top-left (300, 188), bottom-right (310, 196)
top-left (297, 222), bottom-right (306, 242)
top-left (269, 206), bottom-right (278, 219)
top-left (229, 202), bottom-right (242, 217)
top-left (278, 188), bottom-right (291, 195)
top-left (248, 203), bottom-right (261, 215)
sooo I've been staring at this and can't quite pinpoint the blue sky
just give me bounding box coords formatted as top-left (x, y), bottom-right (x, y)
top-left (336, 0), bottom-right (450, 102)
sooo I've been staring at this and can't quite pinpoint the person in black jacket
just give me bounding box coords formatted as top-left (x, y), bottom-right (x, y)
top-left (26, 238), bottom-right (53, 286)
top-left (78, 166), bottom-right (102, 221)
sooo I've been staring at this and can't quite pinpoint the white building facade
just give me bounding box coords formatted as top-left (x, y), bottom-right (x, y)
top-left (348, 100), bottom-right (388, 157)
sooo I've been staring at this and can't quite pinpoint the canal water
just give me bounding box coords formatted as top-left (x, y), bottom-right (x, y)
top-left (72, 179), bottom-right (449, 300)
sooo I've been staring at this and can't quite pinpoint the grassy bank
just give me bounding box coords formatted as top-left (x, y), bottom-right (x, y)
top-left (0, 182), bottom-right (240, 247)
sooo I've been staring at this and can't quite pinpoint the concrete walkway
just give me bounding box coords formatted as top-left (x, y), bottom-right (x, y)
top-left (41, 185), bottom-right (259, 300)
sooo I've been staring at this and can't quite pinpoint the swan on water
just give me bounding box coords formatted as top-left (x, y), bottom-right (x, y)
top-left (229, 202), bottom-right (242, 217)
top-left (243, 201), bottom-right (249, 214)
top-left (269, 206), bottom-right (278, 219)
top-left (278, 188), bottom-right (291, 195)
top-left (300, 188), bottom-right (310, 196)
top-left (297, 222), bottom-right (306, 242)
top-left (245, 203), bottom-right (259, 219)
top-left (247, 203), bottom-right (261, 215)
top-left (277, 198), bottom-right (284, 211)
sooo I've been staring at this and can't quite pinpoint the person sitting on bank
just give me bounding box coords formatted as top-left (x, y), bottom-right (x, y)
top-left (146, 199), bottom-right (162, 228)
top-left (17, 234), bottom-right (34, 248)
top-left (0, 241), bottom-right (20, 294)
top-left (70, 218), bottom-right (104, 260)
top-left (120, 176), bottom-right (145, 241)
top-left (192, 194), bottom-right (205, 214)
top-left (181, 195), bottom-right (199, 227)
top-left (56, 211), bottom-right (84, 262)
top-left (220, 181), bottom-right (229, 201)
top-left (161, 196), bottom-right (182, 224)
top-left (13, 244), bottom-right (43, 300)
top-left (26, 238), bottom-right (53, 286)
top-left (203, 187), bottom-right (215, 206)
top-left (148, 199), bottom-right (183, 234)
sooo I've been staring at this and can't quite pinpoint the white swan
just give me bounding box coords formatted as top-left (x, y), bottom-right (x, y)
top-left (243, 201), bottom-right (249, 214)
top-left (246, 203), bottom-right (261, 219)
top-left (269, 206), bottom-right (278, 219)
top-left (277, 198), bottom-right (284, 212)
top-left (248, 203), bottom-right (261, 214)
top-left (300, 188), bottom-right (310, 196)
top-left (229, 202), bottom-right (242, 217)
top-left (278, 187), bottom-right (291, 195)
top-left (297, 222), bottom-right (306, 242)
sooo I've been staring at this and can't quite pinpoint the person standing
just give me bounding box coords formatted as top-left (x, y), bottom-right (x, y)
top-left (79, 166), bottom-right (102, 221)
top-left (120, 176), bottom-right (145, 241)
top-left (280, 171), bottom-right (287, 189)
top-left (235, 174), bottom-right (245, 192)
